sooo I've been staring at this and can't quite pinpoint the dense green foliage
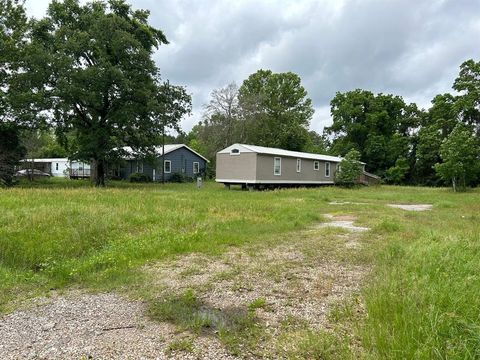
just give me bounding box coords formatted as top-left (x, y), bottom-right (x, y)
top-left (0, 0), bottom-right (27, 119)
top-left (454, 59), bottom-right (480, 136)
top-left (238, 69), bottom-right (314, 151)
top-left (0, 1), bottom-right (28, 184)
top-left (8, 0), bottom-right (190, 186)
top-left (0, 122), bottom-right (25, 186)
top-left (325, 90), bottom-right (419, 177)
top-left (435, 124), bottom-right (479, 191)
top-left (128, 172), bottom-right (151, 182)
top-left (334, 149), bottom-right (363, 186)
top-left (321, 60), bottom-right (480, 187)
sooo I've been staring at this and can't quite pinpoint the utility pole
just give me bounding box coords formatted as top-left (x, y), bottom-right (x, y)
top-left (162, 118), bottom-right (165, 184)
top-left (162, 80), bottom-right (169, 184)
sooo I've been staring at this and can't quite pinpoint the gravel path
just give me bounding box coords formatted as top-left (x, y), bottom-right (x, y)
top-left (1, 214), bottom-right (369, 359)
top-left (0, 293), bottom-right (236, 360)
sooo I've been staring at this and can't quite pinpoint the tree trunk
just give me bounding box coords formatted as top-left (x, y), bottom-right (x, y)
top-left (452, 177), bottom-right (456, 192)
top-left (91, 158), bottom-right (106, 187)
top-left (95, 159), bottom-right (106, 187)
top-left (29, 159), bottom-right (34, 182)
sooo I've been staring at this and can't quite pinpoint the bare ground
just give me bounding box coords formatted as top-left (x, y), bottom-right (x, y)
top-left (387, 204), bottom-right (432, 211)
top-left (0, 214), bottom-right (370, 359)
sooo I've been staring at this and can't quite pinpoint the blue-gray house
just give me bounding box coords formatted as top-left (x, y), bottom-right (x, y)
top-left (117, 144), bottom-right (209, 181)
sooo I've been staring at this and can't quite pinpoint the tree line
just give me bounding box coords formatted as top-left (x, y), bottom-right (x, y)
top-left (183, 61), bottom-right (480, 190)
top-left (1, 0), bottom-right (478, 190)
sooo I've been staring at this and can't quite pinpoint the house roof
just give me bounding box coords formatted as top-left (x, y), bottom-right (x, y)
top-left (20, 158), bottom-right (69, 163)
top-left (218, 144), bottom-right (344, 162)
top-left (123, 144), bottom-right (210, 162)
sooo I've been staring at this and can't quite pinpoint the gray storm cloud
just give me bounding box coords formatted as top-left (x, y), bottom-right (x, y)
top-left (24, 0), bottom-right (480, 132)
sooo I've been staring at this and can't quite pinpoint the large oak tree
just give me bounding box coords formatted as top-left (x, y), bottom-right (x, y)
top-left (12, 0), bottom-right (190, 186)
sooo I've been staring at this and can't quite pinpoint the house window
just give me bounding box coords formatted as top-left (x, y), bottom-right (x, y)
top-left (314, 161), bottom-right (320, 171)
top-left (274, 157), bottom-right (281, 176)
top-left (153, 168), bottom-right (156, 180)
top-left (230, 148), bottom-right (240, 155)
top-left (136, 161), bottom-right (143, 173)
top-left (164, 160), bottom-right (171, 173)
top-left (296, 159), bottom-right (301, 173)
top-left (55, 163), bottom-right (59, 171)
top-left (193, 162), bottom-right (200, 174)
top-left (325, 162), bottom-right (331, 177)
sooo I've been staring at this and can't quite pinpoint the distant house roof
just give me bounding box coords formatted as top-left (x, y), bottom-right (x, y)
top-left (123, 144), bottom-right (209, 162)
top-left (20, 158), bottom-right (69, 163)
top-left (218, 144), bottom-right (344, 163)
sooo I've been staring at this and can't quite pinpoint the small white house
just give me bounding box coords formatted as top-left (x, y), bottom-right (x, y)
top-left (19, 158), bottom-right (90, 178)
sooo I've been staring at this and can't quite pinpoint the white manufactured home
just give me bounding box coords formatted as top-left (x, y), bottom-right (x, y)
top-left (216, 144), bottom-right (345, 189)
top-left (19, 158), bottom-right (91, 178)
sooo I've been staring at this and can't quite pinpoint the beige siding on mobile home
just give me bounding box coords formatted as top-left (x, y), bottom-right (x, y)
top-left (216, 144), bottom-right (343, 187)
top-left (216, 152), bottom-right (257, 182)
top-left (255, 154), bottom-right (337, 183)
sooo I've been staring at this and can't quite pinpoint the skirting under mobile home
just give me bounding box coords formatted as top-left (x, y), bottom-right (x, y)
top-left (216, 144), bottom-right (343, 189)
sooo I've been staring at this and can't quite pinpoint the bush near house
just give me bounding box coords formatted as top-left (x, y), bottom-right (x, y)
top-left (128, 172), bottom-right (151, 183)
top-left (335, 149), bottom-right (363, 187)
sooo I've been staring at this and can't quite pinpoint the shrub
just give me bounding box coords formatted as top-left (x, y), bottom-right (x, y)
top-left (385, 157), bottom-right (410, 184)
top-left (169, 172), bottom-right (189, 183)
top-left (335, 149), bottom-right (363, 187)
top-left (128, 172), bottom-right (151, 183)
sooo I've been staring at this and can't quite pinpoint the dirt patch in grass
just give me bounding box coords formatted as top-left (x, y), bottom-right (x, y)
top-left (387, 204), bottom-right (432, 211)
top-left (316, 214), bottom-right (370, 232)
top-left (329, 201), bottom-right (369, 205)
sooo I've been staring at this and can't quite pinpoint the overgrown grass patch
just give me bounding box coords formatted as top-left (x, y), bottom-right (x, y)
top-left (360, 194), bottom-right (480, 359)
top-left (276, 316), bottom-right (354, 359)
top-left (1, 179), bottom-right (480, 358)
top-left (165, 337), bottom-right (194, 354)
top-left (363, 232), bottom-right (480, 359)
top-left (0, 181), bottom-right (328, 308)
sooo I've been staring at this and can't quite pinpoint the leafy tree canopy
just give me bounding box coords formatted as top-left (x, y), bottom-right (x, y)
top-left (385, 157), bottom-right (410, 185)
top-left (435, 124), bottom-right (479, 191)
top-left (238, 69), bottom-right (314, 151)
top-left (0, 0), bottom-right (29, 185)
top-left (453, 59), bottom-right (480, 136)
top-left (325, 89), bottom-right (420, 177)
top-left (11, 0), bottom-right (190, 186)
top-left (414, 94), bottom-right (460, 185)
top-left (335, 149), bottom-right (363, 187)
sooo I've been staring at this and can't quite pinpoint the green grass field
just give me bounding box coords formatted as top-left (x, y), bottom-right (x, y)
top-left (1, 178), bottom-right (479, 358)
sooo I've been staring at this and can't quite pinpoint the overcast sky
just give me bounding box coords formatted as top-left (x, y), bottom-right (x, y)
top-left (24, 0), bottom-right (480, 133)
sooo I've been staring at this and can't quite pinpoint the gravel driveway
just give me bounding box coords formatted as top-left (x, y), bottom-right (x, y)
top-left (1, 214), bottom-right (368, 359)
